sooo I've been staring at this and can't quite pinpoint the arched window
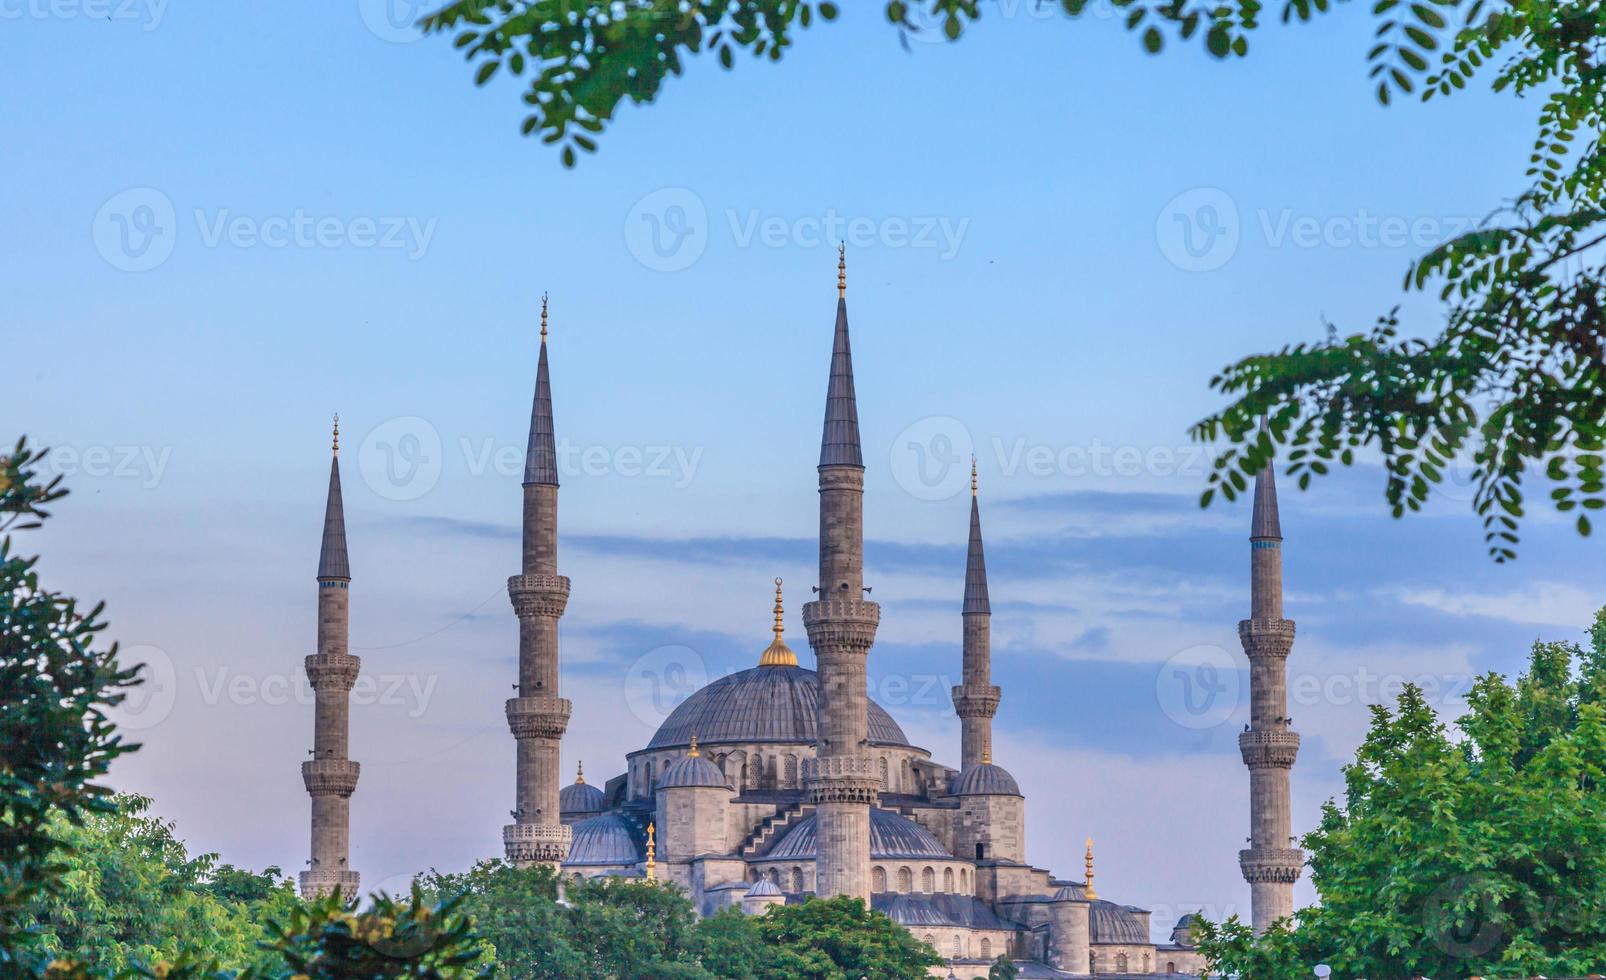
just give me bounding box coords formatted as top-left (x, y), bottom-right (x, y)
top-left (951, 935), bottom-right (962, 957)
top-left (790, 867), bottom-right (804, 893)
top-left (976, 843), bottom-right (986, 860)
top-left (923, 934), bottom-right (935, 948)
top-left (1116, 953), bottom-right (1128, 972)
top-left (943, 867), bottom-right (954, 892)
top-left (767, 868), bottom-right (779, 884)
top-left (1167, 962), bottom-right (1177, 974)
top-left (879, 757), bottom-right (889, 786)
top-left (980, 938), bottom-right (991, 959)
top-left (749, 754), bottom-right (761, 789)
top-left (961, 868), bottom-right (969, 891)
top-left (784, 754), bottom-right (798, 787)
top-left (873, 866), bottom-right (887, 892)
top-left (897, 867), bottom-right (912, 893)
top-left (921, 867), bottom-right (935, 892)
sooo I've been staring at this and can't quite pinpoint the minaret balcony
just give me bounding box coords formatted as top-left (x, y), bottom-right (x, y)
top-left (505, 695), bottom-right (571, 740)
top-left (502, 822), bottom-right (572, 864)
top-left (802, 755), bottom-right (881, 805)
top-left (802, 599), bottom-right (880, 651)
top-left (302, 759), bottom-right (360, 797)
top-left (951, 685), bottom-right (1001, 718)
top-left (1237, 619), bottom-right (1296, 658)
top-left (1239, 847), bottom-right (1304, 884)
top-left (298, 867), bottom-right (361, 898)
top-left (1238, 729), bottom-right (1301, 768)
top-left (508, 573), bottom-right (570, 618)
top-left (304, 653), bottom-right (361, 689)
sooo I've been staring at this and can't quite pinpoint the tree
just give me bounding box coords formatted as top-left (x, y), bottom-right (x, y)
top-left (23, 794), bottom-right (294, 974)
top-left (987, 952), bottom-right (1018, 980)
top-left (756, 896), bottom-right (942, 980)
top-left (1196, 607), bottom-right (1606, 978)
top-left (258, 887), bottom-right (490, 980)
top-left (0, 439), bottom-right (141, 972)
top-left (416, 1), bottom-right (1602, 560)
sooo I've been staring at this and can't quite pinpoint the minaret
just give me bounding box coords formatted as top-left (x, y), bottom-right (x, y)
top-left (952, 458), bottom-right (1000, 770)
top-left (301, 415), bottom-right (361, 898)
top-left (503, 294), bottom-right (573, 868)
top-left (802, 246), bottom-right (882, 902)
top-left (1238, 454), bottom-right (1302, 932)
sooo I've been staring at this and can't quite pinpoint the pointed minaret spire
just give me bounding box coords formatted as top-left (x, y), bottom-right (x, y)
top-left (954, 458), bottom-right (999, 769)
top-left (525, 296), bottom-right (559, 487)
top-left (820, 245), bottom-right (863, 468)
top-left (504, 300), bottom-right (573, 869)
top-left (1239, 422), bottom-right (1302, 932)
top-left (804, 248), bottom-right (881, 902)
top-left (301, 417), bottom-right (360, 898)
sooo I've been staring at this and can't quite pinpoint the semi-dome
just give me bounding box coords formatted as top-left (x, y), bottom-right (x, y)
top-left (949, 762), bottom-right (1021, 797)
top-left (563, 812), bottom-right (642, 868)
top-left (1051, 882), bottom-right (1088, 902)
top-left (559, 763), bottom-right (606, 815)
top-left (746, 876), bottom-right (782, 897)
top-left (768, 808), bottom-right (950, 861)
top-left (1089, 900), bottom-right (1148, 944)
top-left (645, 664), bottom-right (911, 750)
top-left (657, 743), bottom-right (732, 790)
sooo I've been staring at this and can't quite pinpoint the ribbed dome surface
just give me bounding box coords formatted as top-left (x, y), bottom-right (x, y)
top-left (949, 763), bottom-right (1021, 797)
top-left (657, 753), bottom-right (731, 790)
top-left (563, 812), bottom-right (641, 867)
top-left (645, 665), bottom-right (910, 750)
top-left (559, 780), bottom-right (606, 814)
top-left (1052, 882), bottom-right (1088, 902)
top-left (768, 809), bottom-right (950, 861)
top-left (746, 877), bottom-right (782, 897)
top-left (1089, 900), bottom-right (1148, 944)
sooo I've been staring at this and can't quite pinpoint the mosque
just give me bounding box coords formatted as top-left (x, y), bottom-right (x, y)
top-left (296, 250), bottom-right (1302, 976)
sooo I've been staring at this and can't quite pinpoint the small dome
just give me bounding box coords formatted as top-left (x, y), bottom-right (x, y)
top-left (1171, 912), bottom-right (1200, 947)
top-left (1051, 882), bottom-right (1088, 902)
top-left (950, 762), bottom-right (1021, 797)
top-left (563, 813), bottom-right (642, 868)
top-left (769, 808), bottom-right (951, 861)
top-left (1089, 900), bottom-right (1148, 945)
top-left (657, 751), bottom-right (731, 791)
top-left (560, 771), bottom-right (606, 815)
top-left (746, 877), bottom-right (782, 897)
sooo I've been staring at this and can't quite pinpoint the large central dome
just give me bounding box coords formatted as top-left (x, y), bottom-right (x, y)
top-left (645, 664), bottom-right (912, 750)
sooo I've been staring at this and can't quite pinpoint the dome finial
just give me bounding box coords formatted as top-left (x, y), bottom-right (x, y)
top-left (982, 743), bottom-right (992, 766)
top-left (540, 292), bottom-right (549, 344)
top-left (645, 821), bottom-right (656, 881)
top-left (575, 760), bottom-right (585, 785)
top-left (332, 414), bottom-right (340, 457)
top-left (688, 733), bottom-right (699, 757)
top-left (837, 242), bottom-right (846, 298)
top-left (759, 578), bottom-right (799, 667)
top-left (1084, 837), bottom-right (1098, 899)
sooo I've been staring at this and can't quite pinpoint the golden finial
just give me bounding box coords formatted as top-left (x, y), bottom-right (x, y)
top-left (540, 292), bottom-right (549, 344)
top-left (688, 733), bottom-right (700, 758)
top-left (837, 242), bottom-right (846, 298)
top-left (982, 743), bottom-right (992, 766)
top-left (1084, 837), bottom-right (1097, 899)
top-left (645, 821), bottom-right (657, 881)
top-left (332, 414), bottom-right (340, 457)
top-left (971, 455), bottom-right (978, 498)
top-left (759, 577), bottom-right (799, 667)
top-left (575, 760), bottom-right (585, 785)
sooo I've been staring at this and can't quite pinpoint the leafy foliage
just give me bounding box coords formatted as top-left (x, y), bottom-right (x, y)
top-left (256, 888), bottom-right (489, 979)
top-left (755, 896), bottom-right (943, 979)
top-left (23, 795), bottom-right (295, 974)
top-left (1, 439), bottom-right (142, 972)
top-left (1197, 606), bottom-right (1606, 977)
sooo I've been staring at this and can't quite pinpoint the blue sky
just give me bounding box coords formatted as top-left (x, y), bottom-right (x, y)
top-left (5, 0), bottom-right (1595, 936)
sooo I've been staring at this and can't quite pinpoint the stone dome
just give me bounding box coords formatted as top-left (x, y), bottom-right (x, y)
top-left (657, 752), bottom-right (731, 790)
top-left (949, 762), bottom-right (1021, 797)
top-left (746, 877), bottom-right (783, 897)
top-left (1089, 900), bottom-right (1148, 944)
top-left (645, 664), bottom-right (911, 750)
top-left (559, 778), bottom-right (606, 815)
top-left (1051, 882), bottom-right (1088, 902)
top-left (768, 808), bottom-right (951, 861)
top-left (563, 812), bottom-right (641, 868)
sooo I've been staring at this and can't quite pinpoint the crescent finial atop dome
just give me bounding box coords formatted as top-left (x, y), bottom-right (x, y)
top-left (758, 577), bottom-right (798, 667)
